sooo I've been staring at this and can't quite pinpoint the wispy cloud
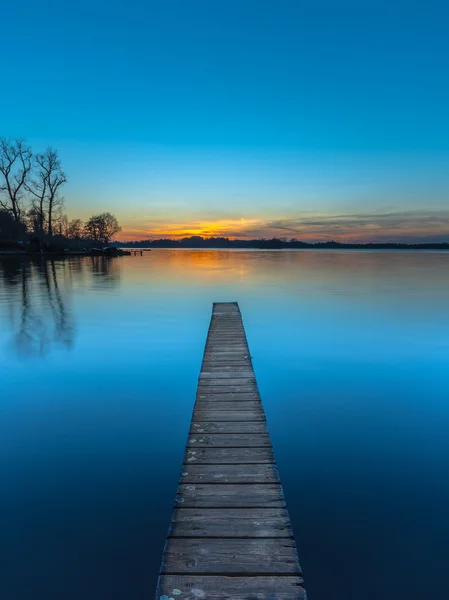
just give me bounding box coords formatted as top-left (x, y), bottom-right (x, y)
top-left (235, 210), bottom-right (449, 242)
top-left (119, 209), bottom-right (449, 243)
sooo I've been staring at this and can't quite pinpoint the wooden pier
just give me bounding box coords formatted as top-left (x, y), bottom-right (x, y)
top-left (156, 302), bottom-right (305, 600)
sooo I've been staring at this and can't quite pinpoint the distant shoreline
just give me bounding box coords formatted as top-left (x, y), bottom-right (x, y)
top-left (118, 239), bottom-right (449, 251)
top-left (1, 246), bottom-right (449, 258)
top-left (1, 242), bottom-right (449, 259)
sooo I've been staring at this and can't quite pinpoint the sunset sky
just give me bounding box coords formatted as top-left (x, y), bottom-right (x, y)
top-left (2, 0), bottom-right (448, 242)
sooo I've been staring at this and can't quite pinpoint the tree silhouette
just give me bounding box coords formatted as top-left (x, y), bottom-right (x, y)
top-left (67, 218), bottom-right (84, 240)
top-left (84, 213), bottom-right (121, 245)
top-left (26, 148), bottom-right (67, 238)
top-left (0, 138), bottom-right (33, 222)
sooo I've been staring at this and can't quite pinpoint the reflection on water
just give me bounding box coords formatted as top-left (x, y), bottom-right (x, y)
top-left (3, 260), bottom-right (74, 357)
top-left (0, 256), bottom-right (122, 358)
top-left (1, 250), bottom-right (449, 600)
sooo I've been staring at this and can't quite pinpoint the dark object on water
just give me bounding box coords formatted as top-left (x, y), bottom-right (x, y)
top-left (89, 246), bottom-right (130, 256)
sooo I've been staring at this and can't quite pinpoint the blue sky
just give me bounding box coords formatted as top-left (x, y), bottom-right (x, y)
top-left (1, 0), bottom-right (448, 240)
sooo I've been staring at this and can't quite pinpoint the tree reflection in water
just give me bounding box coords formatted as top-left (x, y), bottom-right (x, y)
top-left (0, 256), bottom-right (122, 357)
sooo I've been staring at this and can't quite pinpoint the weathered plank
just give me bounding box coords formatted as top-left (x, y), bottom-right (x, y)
top-left (156, 302), bottom-right (304, 599)
top-left (156, 576), bottom-right (306, 600)
top-left (187, 433), bottom-right (270, 447)
top-left (194, 400), bottom-right (263, 411)
top-left (169, 508), bottom-right (291, 537)
top-left (190, 421), bottom-right (268, 434)
top-left (183, 447), bottom-right (274, 464)
top-left (195, 392), bottom-right (259, 401)
top-left (202, 354), bottom-right (251, 361)
top-left (175, 484), bottom-right (286, 508)
top-left (197, 384), bottom-right (258, 393)
top-left (199, 371), bottom-right (255, 378)
top-left (179, 464), bottom-right (280, 484)
top-left (202, 358), bottom-right (252, 366)
top-left (192, 410), bottom-right (265, 422)
top-left (206, 330), bottom-right (245, 334)
top-left (161, 539), bottom-right (301, 574)
top-left (184, 447), bottom-right (274, 465)
top-left (205, 344), bottom-right (248, 349)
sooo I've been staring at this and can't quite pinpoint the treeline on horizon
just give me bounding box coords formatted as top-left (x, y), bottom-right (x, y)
top-left (120, 236), bottom-right (449, 250)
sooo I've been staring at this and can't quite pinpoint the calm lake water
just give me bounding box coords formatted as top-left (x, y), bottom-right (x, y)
top-left (1, 250), bottom-right (449, 600)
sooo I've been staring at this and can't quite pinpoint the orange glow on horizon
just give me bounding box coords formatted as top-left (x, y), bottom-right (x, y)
top-left (118, 218), bottom-right (263, 241)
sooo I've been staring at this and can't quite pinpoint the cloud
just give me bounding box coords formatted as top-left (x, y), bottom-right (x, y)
top-left (118, 209), bottom-right (449, 243)
top-left (237, 210), bottom-right (449, 242)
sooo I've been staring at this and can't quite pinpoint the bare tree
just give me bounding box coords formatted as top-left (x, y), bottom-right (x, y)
top-left (67, 218), bottom-right (84, 240)
top-left (24, 147), bottom-right (67, 239)
top-left (25, 158), bottom-right (47, 241)
top-left (84, 212), bottom-right (121, 245)
top-left (56, 213), bottom-right (69, 237)
top-left (0, 139), bottom-right (33, 222)
top-left (39, 148), bottom-right (66, 237)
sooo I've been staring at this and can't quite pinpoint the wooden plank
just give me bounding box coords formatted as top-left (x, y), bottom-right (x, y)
top-left (196, 391), bottom-right (259, 399)
top-left (202, 354), bottom-right (251, 360)
top-left (192, 410), bottom-right (265, 422)
top-left (156, 576), bottom-right (306, 600)
top-left (199, 373), bottom-right (255, 380)
top-left (203, 342), bottom-right (250, 358)
top-left (194, 400), bottom-right (263, 411)
top-left (205, 339), bottom-right (246, 342)
top-left (183, 447), bottom-right (274, 464)
top-left (169, 508), bottom-right (291, 537)
top-left (205, 345), bottom-right (248, 351)
top-left (202, 358), bottom-right (252, 364)
top-left (190, 421), bottom-right (268, 434)
top-left (201, 366), bottom-right (254, 371)
top-left (179, 464), bottom-right (280, 484)
top-left (207, 328), bottom-right (245, 332)
top-left (197, 383), bottom-right (258, 392)
top-left (198, 377), bottom-right (255, 384)
top-left (161, 539), bottom-right (301, 574)
top-left (186, 433), bottom-right (271, 447)
top-left (208, 330), bottom-right (245, 335)
top-left (196, 392), bottom-right (259, 401)
top-left (175, 484), bottom-right (285, 508)
top-left (197, 387), bottom-right (258, 394)
top-left (201, 365), bottom-right (253, 371)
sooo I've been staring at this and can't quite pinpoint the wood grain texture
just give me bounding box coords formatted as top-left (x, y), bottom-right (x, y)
top-left (174, 484), bottom-right (286, 508)
top-left (195, 392), bottom-right (260, 401)
top-left (203, 350), bottom-right (250, 356)
top-left (183, 447), bottom-right (274, 464)
top-left (161, 539), bottom-right (301, 574)
top-left (179, 463), bottom-right (280, 484)
top-left (192, 410), bottom-right (265, 422)
top-left (186, 433), bottom-right (271, 447)
top-left (197, 385), bottom-right (259, 394)
top-left (169, 508), bottom-right (291, 537)
top-left (155, 302), bottom-right (304, 599)
top-left (190, 421), bottom-right (268, 434)
top-left (156, 576), bottom-right (306, 600)
top-left (199, 373), bottom-right (255, 380)
top-left (200, 363), bottom-right (253, 370)
top-left (194, 400), bottom-right (263, 411)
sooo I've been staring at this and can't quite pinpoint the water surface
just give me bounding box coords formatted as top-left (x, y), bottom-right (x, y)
top-left (1, 250), bottom-right (449, 600)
